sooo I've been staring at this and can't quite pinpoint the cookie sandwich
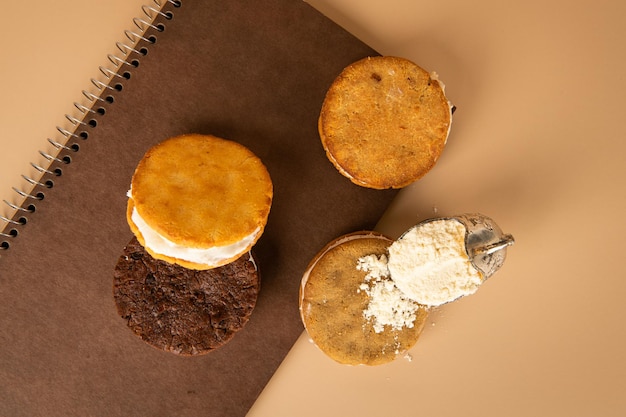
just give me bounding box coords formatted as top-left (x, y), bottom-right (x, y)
top-left (299, 231), bottom-right (429, 366)
top-left (115, 134), bottom-right (272, 355)
top-left (319, 56), bottom-right (453, 189)
top-left (126, 133), bottom-right (273, 270)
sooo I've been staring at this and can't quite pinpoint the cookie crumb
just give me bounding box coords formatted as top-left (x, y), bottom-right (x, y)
top-left (357, 254), bottom-right (419, 333)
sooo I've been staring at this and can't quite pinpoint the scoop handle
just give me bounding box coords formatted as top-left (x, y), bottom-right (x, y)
top-left (471, 234), bottom-right (515, 257)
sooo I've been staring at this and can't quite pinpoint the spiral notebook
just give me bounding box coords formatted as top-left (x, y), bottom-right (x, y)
top-left (0, 1), bottom-right (397, 416)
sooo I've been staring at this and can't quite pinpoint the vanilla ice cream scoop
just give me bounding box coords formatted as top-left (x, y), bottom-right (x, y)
top-left (386, 213), bottom-right (514, 306)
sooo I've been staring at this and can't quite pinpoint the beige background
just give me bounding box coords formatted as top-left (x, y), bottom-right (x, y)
top-left (0, 0), bottom-right (147, 219)
top-left (250, 0), bottom-right (626, 416)
top-left (1, 0), bottom-right (625, 416)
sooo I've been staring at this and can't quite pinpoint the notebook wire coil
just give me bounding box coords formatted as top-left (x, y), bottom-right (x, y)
top-left (0, 0), bottom-right (182, 251)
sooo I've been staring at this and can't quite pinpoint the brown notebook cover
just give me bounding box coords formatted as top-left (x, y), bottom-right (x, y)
top-left (0, 1), bottom-right (396, 416)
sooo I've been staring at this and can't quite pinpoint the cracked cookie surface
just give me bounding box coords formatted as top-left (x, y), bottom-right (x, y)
top-left (113, 237), bottom-right (260, 355)
top-left (319, 56), bottom-right (451, 189)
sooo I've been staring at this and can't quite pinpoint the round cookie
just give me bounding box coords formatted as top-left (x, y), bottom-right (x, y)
top-left (299, 231), bottom-right (429, 365)
top-left (113, 237), bottom-right (260, 356)
top-left (127, 133), bottom-right (273, 270)
top-left (319, 56), bottom-right (452, 189)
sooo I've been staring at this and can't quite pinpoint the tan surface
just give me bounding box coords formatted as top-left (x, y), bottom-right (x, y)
top-left (249, 0), bottom-right (626, 416)
top-left (1, 0), bottom-right (625, 416)
top-left (0, 0), bottom-right (150, 219)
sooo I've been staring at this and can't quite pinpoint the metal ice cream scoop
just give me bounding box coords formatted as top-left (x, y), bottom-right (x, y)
top-left (453, 213), bottom-right (515, 280)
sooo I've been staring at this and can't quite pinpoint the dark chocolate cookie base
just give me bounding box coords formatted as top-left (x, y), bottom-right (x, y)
top-left (113, 237), bottom-right (260, 356)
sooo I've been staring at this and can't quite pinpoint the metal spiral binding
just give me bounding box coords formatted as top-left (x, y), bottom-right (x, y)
top-left (1, 0), bottom-right (182, 251)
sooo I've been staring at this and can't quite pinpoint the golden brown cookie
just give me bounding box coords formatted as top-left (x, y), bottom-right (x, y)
top-left (299, 231), bottom-right (429, 365)
top-left (319, 56), bottom-right (452, 189)
top-left (127, 134), bottom-right (273, 270)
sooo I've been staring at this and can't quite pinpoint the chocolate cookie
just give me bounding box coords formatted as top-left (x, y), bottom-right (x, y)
top-left (113, 237), bottom-right (260, 356)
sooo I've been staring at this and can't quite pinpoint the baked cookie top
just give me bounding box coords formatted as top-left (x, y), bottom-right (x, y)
top-left (299, 232), bottom-right (428, 365)
top-left (113, 237), bottom-right (260, 356)
top-left (129, 134), bottom-right (273, 249)
top-left (319, 56), bottom-right (452, 189)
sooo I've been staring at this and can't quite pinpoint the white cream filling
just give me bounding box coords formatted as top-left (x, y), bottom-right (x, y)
top-left (130, 205), bottom-right (259, 266)
top-left (429, 71), bottom-right (454, 143)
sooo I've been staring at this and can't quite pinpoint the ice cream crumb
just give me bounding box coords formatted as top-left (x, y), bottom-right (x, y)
top-left (356, 254), bottom-right (389, 279)
top-left (357, 254), bottom-right (419, 333)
